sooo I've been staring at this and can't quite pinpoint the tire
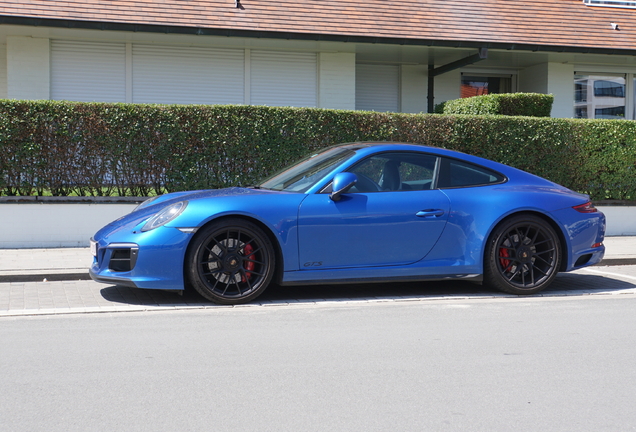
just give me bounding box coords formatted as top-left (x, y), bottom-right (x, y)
top-left (186, 219), bottom-right (275, 304)
top-left (484, 215), bottom-right (561, 295)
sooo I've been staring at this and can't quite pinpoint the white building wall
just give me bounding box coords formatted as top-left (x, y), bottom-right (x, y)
top-left (6, 36), bottom-right (50, 100)
top-left (0, 43), bottom-right (6, 99)
top-left (401, 65), bottom-right (427, 113)
top-left (433, 69), bottom-right (461, 107)
top-left (318, 52), bottom-right (355, 110)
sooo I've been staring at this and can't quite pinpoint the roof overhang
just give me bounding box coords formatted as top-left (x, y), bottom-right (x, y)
top-left (3, 15), bottom-right (636, 57)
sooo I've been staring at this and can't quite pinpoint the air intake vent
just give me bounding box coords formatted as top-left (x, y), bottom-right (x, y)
top-left (108, 247), bottom-right (139, 272)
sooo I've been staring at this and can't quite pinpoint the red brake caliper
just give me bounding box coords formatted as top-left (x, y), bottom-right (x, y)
top-left (242, 243), bottom-right (255, 282)
top-left (499, 247), bottom-right (511, 272)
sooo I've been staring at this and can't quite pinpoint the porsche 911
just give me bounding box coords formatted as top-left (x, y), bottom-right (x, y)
top-left (90, 142), bottom-right (605, 304)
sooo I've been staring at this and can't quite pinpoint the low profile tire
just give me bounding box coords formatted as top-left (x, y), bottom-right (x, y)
top-left (186, 219), bottom-right (275, 305)
top-left (484, 215), bottom-right (561, 295)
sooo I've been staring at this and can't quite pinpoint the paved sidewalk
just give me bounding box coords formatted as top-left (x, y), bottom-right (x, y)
top-left (599, 236), bottom-right (636, 264)
top-left (0, 247), bottom-right (91, 282)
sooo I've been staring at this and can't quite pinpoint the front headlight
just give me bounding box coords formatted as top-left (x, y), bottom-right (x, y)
top-left (141, 201), bottom-right (188, 232)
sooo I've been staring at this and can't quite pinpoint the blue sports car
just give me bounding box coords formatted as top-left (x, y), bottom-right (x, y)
top-left (90, 142), bottom-right (605, 304)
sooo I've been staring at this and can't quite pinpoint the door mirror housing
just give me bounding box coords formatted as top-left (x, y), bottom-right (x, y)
top-left (330, 172), bottom-right (357, 201)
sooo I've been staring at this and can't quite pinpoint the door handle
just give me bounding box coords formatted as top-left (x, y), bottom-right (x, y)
top-left (416, 209), bottom-right (445, 218)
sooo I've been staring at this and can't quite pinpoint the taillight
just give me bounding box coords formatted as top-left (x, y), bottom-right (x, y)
top-left (573, 201), bottom-right (598, 213)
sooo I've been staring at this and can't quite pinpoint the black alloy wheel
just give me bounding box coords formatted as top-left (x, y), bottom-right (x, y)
top-left (186, 219), bottom-right (275, 304)
top-left (484, 215), bottom-right (561, 295)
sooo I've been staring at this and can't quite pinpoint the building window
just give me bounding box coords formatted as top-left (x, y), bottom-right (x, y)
top-left (594, 80), bottom-right (625, 98)
top-left (575, 80), bottom-right (587, 103)
top-left (583, 0), bottom-right (636, 8)
top-left (461, 74), bottom-right (513, 98)
top-left (596, 106), bottom-right (626, 118)
top-left (574, 74), bottom-right (626, 119)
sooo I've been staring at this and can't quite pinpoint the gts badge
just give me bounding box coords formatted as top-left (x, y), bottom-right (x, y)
top-left (304, 261), bottom-right (323, 267)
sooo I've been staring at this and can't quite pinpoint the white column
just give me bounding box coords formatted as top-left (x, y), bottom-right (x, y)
top-left (401, 65), bottom-right (428, 113)
top-left (434, 68), bottom-right (461, 107)
top-left (547, 62), bottom-right (575, 119)
top-left (520, 62), bottom-right (574, 118)
top-left (519, 63), bottom-right (548, 94)
top-left (0, 43), bottom-right (7, 98)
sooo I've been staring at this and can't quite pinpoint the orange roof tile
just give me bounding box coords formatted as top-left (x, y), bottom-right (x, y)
top-left (0, 0), bottom-right (635, 51)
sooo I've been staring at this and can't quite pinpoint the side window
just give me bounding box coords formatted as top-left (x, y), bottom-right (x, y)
top-left (438, 158), bottom-right (505, 188)
top-left (347, 152), bottom-right (438, 192)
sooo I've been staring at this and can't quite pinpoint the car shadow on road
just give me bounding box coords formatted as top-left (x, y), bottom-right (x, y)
top-left (99, 271), bottom-right (636, 307)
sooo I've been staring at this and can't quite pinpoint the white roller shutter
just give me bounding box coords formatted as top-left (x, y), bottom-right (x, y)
top-left (51, 40), bottom-right (126, 102)
top-left (356, 64), bottom-right (399, 112)
top-left (132, 45), bottom-right (244, 105)
top-left (250, 51), bottom-right (316, 107)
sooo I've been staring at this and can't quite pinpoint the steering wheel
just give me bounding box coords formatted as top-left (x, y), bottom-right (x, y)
top-left (350, 173), bottom-right (380, 193)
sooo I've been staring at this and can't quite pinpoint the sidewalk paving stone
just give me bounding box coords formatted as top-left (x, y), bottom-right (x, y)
top-left (0, 236), bottom-right (634, 317)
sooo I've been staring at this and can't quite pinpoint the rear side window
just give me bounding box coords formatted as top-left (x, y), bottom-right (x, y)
top-left (437, 158), bottom-right (505, 188)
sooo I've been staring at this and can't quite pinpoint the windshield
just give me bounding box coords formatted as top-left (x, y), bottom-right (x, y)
top-left (259, 147), bottom-right (355, 192)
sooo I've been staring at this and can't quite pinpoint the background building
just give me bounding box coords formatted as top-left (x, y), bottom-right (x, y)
top-left (0, 0), bottom-right (635, 118)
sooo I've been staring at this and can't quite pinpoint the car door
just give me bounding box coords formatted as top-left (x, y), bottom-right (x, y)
top-left (297, 152), bottom-right (450, 269)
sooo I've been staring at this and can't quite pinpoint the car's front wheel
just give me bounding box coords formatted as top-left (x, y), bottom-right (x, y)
top-left (186, 219), bottom-right (275, 304)
top-left (484, 215), bottom-right (561, 295)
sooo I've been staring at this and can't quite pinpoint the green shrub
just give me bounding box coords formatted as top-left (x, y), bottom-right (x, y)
top-left (442, 93), bottom-right (554, 117)
top-left (0, 100), bottom-right (634, 200)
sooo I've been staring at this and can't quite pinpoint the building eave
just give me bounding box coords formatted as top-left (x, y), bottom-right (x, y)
top-left (2, 15), bottom-right (636, 57)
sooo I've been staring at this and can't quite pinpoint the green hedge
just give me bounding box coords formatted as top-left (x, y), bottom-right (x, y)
top-left (0, 100), bottom-right (634, 201)
top-left (440, 93), bottom-right (554, 117)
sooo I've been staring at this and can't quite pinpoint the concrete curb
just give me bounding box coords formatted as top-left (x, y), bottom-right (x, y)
top-left (597, 258), bottom-right (636, 267)
top-left (0, 273), bottom-right (90, 283)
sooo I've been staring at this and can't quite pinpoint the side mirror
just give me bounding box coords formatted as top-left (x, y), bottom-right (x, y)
top-left (330, 172), bottom-right (357, 202)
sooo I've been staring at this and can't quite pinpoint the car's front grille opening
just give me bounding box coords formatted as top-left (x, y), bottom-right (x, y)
top-left (108, 247), bottom-right (139, 272)
top-left (574, 254), bottom-right (592, 267)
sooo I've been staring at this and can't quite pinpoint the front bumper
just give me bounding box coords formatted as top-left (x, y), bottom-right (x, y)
top-left (89, 268), bottom-right (139, 288)
top-left (89, 227), bottom-right (193, 290)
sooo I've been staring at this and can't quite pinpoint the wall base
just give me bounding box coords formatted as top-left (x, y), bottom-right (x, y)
top-left (0, 203), bottom-right (137, 249)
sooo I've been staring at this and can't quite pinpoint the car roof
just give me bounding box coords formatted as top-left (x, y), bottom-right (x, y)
top-left (337, 141), bottom-right (497, 166)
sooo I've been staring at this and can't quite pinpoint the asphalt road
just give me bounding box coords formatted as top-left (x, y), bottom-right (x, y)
top-left (3, 282), bottom-right (636, 431)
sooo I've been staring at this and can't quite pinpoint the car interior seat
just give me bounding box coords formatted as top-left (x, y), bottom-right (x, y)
top-left (381, 160), bottom-right (401, 191)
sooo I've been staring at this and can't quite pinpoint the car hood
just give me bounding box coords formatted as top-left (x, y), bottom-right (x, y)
top-left (140, 187), bottom-right (282, 207)
top-left (95, 187), bottom-right (294, 238)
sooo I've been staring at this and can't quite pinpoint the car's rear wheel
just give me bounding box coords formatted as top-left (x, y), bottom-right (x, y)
top-left (186, 219), bottom-right (275, 304)
top-left (484, 215), bottom-right (561, 295)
